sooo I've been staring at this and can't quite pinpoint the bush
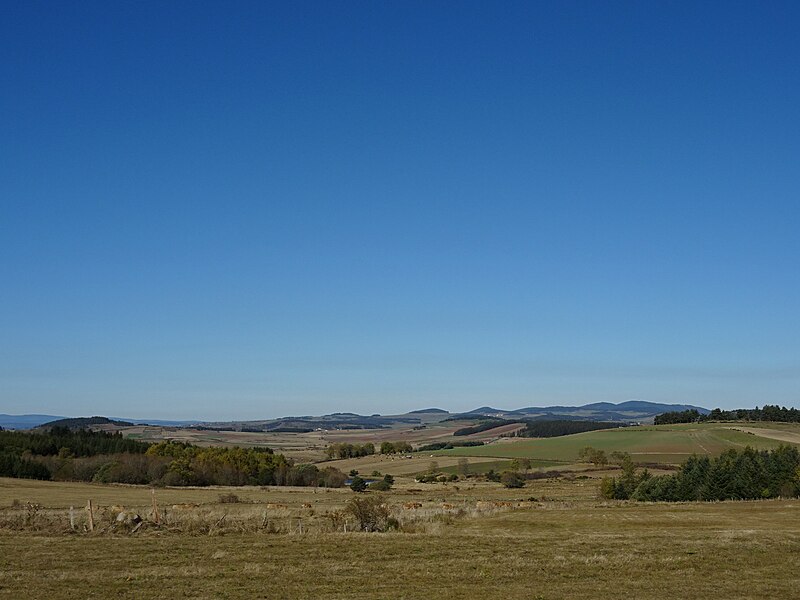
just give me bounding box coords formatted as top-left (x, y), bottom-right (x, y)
top-left (218, 493), bottom-right (240, 503)
top-left (345, 495), bottom-right (391, 531)
top-left (500, 471), bottom-right (525, 488)
top-left (369, 473), bottom-right (395, 491)
top-left (578, 447), bottom-right (609, 466)
top-left (485, 469), bottom-right (501, 482)
top-left (350, 476), bottom-right (367, 492)
top-left (319, 466), bottom-right (347, 488)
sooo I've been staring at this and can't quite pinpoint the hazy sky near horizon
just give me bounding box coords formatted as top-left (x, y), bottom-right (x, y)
top-left (2, 2), bottom-right (799, 420)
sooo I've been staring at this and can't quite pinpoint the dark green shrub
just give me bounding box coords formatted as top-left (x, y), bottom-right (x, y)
top-left (500, 471), bottom-right (525, 488)
top-left (350, 476), bottom-right (367, 492)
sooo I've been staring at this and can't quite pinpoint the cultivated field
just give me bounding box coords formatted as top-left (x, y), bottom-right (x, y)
top-left (435, 422), bottom-right (800, 464)
top-left (118, 420), bottom-right (471, 462)
top-left (113, 421), bottom-right (800, 476)
top-left (0, 476), bottom-right (798, 599)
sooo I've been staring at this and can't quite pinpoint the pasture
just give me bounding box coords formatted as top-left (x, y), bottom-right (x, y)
top-left (0, 477), bottom-right (798, 599)
top-left (435, 422), bottom-right (800, 464)
top-left (118, 420), bottom-right (471, 462)
top-left (321, 453), bottom-right (508, 477)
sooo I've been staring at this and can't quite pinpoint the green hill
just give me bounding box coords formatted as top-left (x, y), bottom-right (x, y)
top-left (434, 422), bottom-right (800, 465)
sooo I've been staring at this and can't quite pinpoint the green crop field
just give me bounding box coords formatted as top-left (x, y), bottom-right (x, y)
top-left (434, 422), bottom-right (800, 464)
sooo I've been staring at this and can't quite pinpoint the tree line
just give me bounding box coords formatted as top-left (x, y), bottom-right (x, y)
top-left (379, 441), bottom-right (413, 454)
top-left (1, 426), bottom-right (149, 457)
top-left (602, 445), bottom-right (800, 501)
top-left (655, 405), bottom-right (800, 425)
top-left (417, 440), bottom-right (484, 452)
top-left (324, 442), bottom-right (376, 460)
top-left (519, 420), bottom-right (621, 438)
top-left (454, 419), bottom-right (625, 438)
top-left (0, 428), bottom-right (346, 487)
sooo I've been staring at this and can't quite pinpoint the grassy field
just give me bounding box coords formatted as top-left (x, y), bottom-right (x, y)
top-left (118, 421), bottom-right (473, 462)
top-left (321, 453), bottom-right (507, 477)
top-left (2, 422), bottom-right (798, 598)
top-left (434, 422), bottom-right (800, 464)
top-left (0, 477), bottom-right (798, 599)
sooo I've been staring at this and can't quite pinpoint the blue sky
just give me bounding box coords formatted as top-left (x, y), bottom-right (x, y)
top-left (2, 1), bottom-right (799, 419)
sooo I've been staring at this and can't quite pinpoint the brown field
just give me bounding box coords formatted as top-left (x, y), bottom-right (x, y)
top-left (1, 476), bottom-right (799, 599)
top-left (120, 425), bottom-right (331, 462)
top-left (725, 426), bottom-right (800, 445)
top-left (118, 422), bottom-right (480, 462)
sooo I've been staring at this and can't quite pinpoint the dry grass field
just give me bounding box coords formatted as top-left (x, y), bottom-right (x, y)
top-left (119, 421), bottom-right (470, 462)
top-left (1, 476), bottom-right (798, 599)
top-left (321, 453), bottom-right (509, 477)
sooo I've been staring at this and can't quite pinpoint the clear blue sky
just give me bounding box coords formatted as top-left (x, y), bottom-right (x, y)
top-left (2, 1), bottom-right (799, 420)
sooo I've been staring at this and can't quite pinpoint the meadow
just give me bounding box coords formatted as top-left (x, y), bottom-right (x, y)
top-left (1, 476), bottom-right (798, 599)
top-left (434, 421), bottom-right (800, 464)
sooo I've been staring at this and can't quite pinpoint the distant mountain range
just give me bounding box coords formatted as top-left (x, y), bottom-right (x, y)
top-left (1, 401), bottom-right (710, 430)
top-left (453, 401), bottom-right (710, 422)
top-left (0, 414), bottom-right (66, 430)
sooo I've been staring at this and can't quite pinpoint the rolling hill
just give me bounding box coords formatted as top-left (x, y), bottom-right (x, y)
top-left (434, 421), bottom-right (800, 465)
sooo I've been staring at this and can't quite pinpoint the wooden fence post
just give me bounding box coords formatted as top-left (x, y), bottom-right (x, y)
top-left (151, 489), bottom-right (160, 524)
top-left (69, 506), bottom-right (75, 530)
top-left (86, 500), bottom-right (94, 532)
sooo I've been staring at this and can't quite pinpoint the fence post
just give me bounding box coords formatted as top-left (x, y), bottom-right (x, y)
top-left (87, 500), bottom-right (94, 532)
top-left (151, 489), bottom-right (160, 524)
top-left (69, 506), bottom-right (75, 530)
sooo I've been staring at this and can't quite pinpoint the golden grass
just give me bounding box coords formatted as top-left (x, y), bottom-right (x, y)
top-left (1, 501), bottom-right (798, 599)
top-left (0, 477), bottom-right (798, 599)
top-left (322, 453), bottom-right (504, 476)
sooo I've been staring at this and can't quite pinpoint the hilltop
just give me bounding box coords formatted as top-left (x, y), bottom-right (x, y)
top-left (39, 416), bottom-right (134, 430)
